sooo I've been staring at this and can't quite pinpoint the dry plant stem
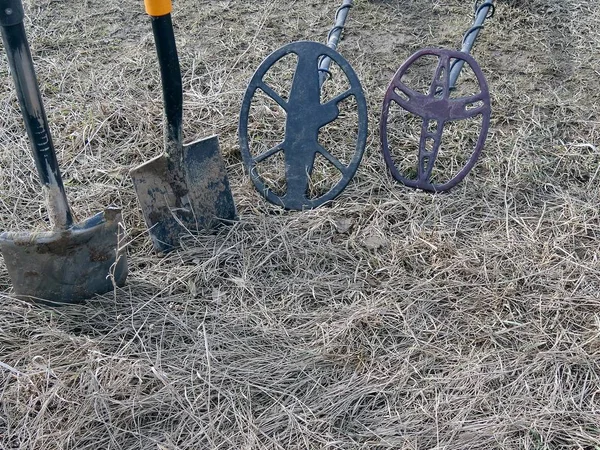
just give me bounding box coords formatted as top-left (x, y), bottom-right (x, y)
top-left (0, 0), bottom-right (599, 449)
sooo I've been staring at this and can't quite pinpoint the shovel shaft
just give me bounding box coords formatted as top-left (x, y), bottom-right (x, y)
top-left (149, 9), bottom-right (184, 168)
top-left (319, 0), bottom-right (353, 88)
top-left (0, 0), bottom-right (73, 229)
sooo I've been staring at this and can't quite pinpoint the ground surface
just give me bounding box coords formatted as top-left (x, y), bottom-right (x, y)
top-left (1, 0), bottom-right (599, 449)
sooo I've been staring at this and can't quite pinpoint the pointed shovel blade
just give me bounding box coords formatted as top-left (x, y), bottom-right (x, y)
top-left (130, 135), bottom-right (236, 253)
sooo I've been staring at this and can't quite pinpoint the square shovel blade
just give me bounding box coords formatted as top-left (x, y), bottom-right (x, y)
top-left (130, 135), bottom-right (237, 253)
top-left (0, 208), bottom-right (128, 306)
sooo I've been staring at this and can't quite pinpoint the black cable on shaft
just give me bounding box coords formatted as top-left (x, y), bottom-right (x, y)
top-left (318, 0), bottom-right (353, 87)
top-left (448, 0), bottom-right (495, 89)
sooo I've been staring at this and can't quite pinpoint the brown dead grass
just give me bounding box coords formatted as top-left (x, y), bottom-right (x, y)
top-left (1, 0), bottom-right (600, 448)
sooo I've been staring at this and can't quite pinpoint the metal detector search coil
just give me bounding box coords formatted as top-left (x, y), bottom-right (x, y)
top-left (380, 0), bottom-right (494, 192)
top-left (380, 48), bottom-right (491, 192)
top-left (238, 0), bottom-right (367, 210)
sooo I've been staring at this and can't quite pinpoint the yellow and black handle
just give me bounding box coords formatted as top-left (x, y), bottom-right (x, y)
top-left (144, 0), bottom-right (172, 17)
top-left (145, 0), bottom-right (184, 159)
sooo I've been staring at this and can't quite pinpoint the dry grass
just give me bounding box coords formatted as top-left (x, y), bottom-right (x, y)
top-left (1, 0), bottom-right (600, 448)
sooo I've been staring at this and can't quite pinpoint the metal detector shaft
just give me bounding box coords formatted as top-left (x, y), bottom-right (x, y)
top-left (0, 0), bottom-right (73, 229)
top-left (449, 0), bottom-right (494, 89)
top-left (318, 0), bottom-right (353, 87)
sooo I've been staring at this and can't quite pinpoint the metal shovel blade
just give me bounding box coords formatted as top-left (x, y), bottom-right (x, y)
top-left (0, 208), bottom-right (127, 305)
top-left (130, 135), bottom-right (237, 253)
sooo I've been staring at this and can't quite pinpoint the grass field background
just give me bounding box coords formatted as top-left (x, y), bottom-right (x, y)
top-left (1, 0), bottom-right (599, 448)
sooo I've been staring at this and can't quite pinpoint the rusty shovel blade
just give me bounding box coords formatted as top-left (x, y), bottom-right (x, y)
top-left (0, 208), bottom-right (128, 306)
top-left (130, 135), bottom-right (237, 253)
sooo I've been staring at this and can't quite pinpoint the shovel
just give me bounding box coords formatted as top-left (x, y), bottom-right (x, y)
top-left (130, 0), bottom-right (237, 253)
top-left (0, 0), bottom-right (127, 305)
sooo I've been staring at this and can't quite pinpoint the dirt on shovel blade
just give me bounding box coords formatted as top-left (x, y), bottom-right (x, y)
top-left (0, 208), bottom-right (127, 305)
top-left (130, 135), bottom-right (236, 252)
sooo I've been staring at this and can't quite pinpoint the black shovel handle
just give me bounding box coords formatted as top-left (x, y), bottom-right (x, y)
top-left (0, 0), bottom-right (73, 228)
top-left (145, 0), bottom-right (184, 165)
